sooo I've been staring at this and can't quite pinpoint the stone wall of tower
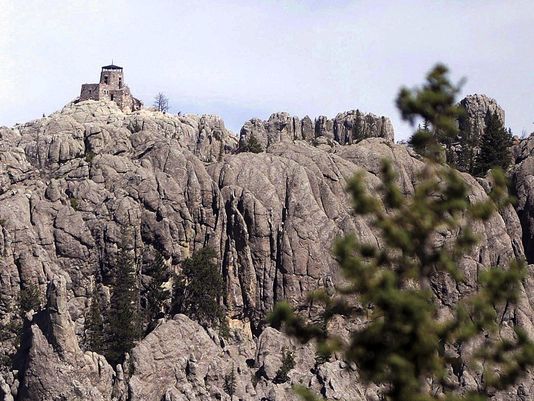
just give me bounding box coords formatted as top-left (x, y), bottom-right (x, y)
top-left (99, 69), bottom-right (124, 89)
top-left (109, 87), bottom-right (135, 112)
top-left (80, 84), bottom-right (100, 101)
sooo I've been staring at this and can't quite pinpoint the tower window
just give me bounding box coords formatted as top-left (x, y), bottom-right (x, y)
top-left (110, 94), bottom-right (114, 101)
top-left (119, 77), bottom-right (122, 88)
top-left (104, 76), bottom-right (108, 84)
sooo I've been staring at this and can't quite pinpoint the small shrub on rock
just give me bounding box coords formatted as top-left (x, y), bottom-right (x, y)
top-left (20, 282), bottom-right (41, 313)
top-left (273, 348), bottom-right (295, 384)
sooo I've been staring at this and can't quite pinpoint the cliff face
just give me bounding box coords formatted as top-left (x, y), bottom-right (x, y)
top-left (0, 100), bottom-right (532, 400)
top-left (512, 134), bottom-right (534, 264)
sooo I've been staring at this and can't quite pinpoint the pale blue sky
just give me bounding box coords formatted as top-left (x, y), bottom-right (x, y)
top-left (1, 0), bottom-right (533, 140)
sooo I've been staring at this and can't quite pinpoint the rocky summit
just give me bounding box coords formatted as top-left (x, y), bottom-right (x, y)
top-left (0, 99), bottom-right (533, 400)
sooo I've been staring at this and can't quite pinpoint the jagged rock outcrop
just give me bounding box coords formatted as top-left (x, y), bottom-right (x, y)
top-left (459, 94), bottom-right (505, 139)
top-left (332, 110), bottom-right (394, 144)
top-left (128, 314), bottom-right (379, 401)
top-left (239, 110), bottom-right (394, 150)
top-left (454, 94), bottom-right (507, 171)
top-left (0, 100), bottom-right (532, 400)
top-left (16, 276), bottom-right (114, 401)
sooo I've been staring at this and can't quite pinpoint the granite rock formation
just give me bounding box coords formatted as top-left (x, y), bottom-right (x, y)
top-left (0, 99), bottom-right (532, 400)
top-left (454, 94), bottom-right (507, 171)
top-left (239, 110), bottom-right (394, 150)
top-left (15, 276), bottom-right (114, 401)
top-left (459, 94), bottom-right (506, 139)
top-left (512, 134), bottom-right (534, 264)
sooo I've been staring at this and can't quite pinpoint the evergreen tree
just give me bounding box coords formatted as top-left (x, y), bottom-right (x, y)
top-left (273, 348), bottom-right (296, 384)
top-left (473, 112), bottom-right (513, 176)
top-left (145, 250), bottom-right (170, 322)
top-left (0, 284), bottom-right (37, 371)
top-left (172, 247), bottom-right (224, 327)
top-left (271, 64), bottom-right (534, 401)
top-left (409, 120), bottom-right (435, 161)
top-left (106, 237), bottom-right (142, 366)
top-left (397, 64), bottom-right (464, 163)
top-left (19, 282), bottom-right (41, 313)
top-left (0, 307), bottom-right (22, 371)
top-left (223, 364), bottom-right (237, 400)
top-left (85, 282), bottom-right (105, 354)
top-left (457, 117), bottom-right (480, 173)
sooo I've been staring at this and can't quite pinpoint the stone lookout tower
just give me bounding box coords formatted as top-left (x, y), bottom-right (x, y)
top-left (79, 64), bottom-right (142, 112)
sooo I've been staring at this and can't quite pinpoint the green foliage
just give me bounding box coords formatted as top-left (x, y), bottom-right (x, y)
top-left (409, 128), bottom-right (438, 160)
top-left (314, 349), bottom-right (329, 366)
top-left (473, 112), bottom-right (513, 177)
top-left (144, 250), bottom-right (170, 322)
top-left (85, 151), bottom-right (96, 163)
top-left (0, 354), bottom-right (11, 371)
top-left (1, 294), bottom-right (25, 371)
top-left (172, 247), bottom-right (224, 327)
top-left (457, 118), bottom-right (480, 173)
top-left (0, 319), bottom-right (21, 342)
top-left (70, 197), bottom-right (79, 210)
top-left (219, 317), bottom-right (231, 339)
top-left (397, 64), bottom-right (464, 162)
top-left (241, 134), bottom-right (263, 153)
top-left (274, 348), bottom-right (295, 384)
top-left (223, 364), bottom-right (237, 399)
top-left (106, 236), bottom-right (142, 366)
top-left (20, 282), bottom-right (41, 313)
top-left (0, 318), bottom-right (22, 371)
top-left (293, 385), bottom-right (323, 401)
top-left (85, 282), bottom-right (105, 354)
top-left (270, 65), bottom-right (534, 401)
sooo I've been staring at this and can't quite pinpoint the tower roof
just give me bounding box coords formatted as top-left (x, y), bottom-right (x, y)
top-left (101, 64), bottom-right (122, 70)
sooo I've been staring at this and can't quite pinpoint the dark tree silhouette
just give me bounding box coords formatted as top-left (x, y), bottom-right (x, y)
top-left (223, 364), bottom-right (237, 400)
top-left (19, 282), bottom-right (41, 313)
top-left (397, 64), bottom-right (464, 163)
top-left (144, 250), bottom-right (170, 322)
top-left (106, 236), bottom-right (142, 366)
top-left (473, 112), bottom-right (513, 176)
top-left (85, 282), bottom-right (105, 354)
top-left (172, 247), bottom-right (224, 327)
top-left (153, 92), bottom-right (169, 113)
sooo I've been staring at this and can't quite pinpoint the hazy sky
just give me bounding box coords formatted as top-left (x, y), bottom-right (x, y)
top-left (1, 0), bottom-right (533, 140)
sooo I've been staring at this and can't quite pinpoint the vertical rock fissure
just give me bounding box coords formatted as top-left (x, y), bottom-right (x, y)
top-left (273, 177), bottom-right (291, 306)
